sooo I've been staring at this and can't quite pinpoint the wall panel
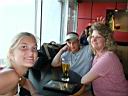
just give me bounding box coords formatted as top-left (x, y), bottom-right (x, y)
top-left (78, 3), bottom-right (92, 18)
top-left (77, 19), bottom-right (90, 35)
top-left (77, 2), bottom-right (127, 34)
top-left (92, 3), bottom-right (115, 19)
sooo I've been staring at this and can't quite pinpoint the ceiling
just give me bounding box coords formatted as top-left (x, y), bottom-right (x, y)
top-left (78, 0), bottom-right (128, 3)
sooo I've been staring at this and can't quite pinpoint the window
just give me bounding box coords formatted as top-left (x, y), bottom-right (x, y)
top-left (0, 0), bottom-right (35, 66)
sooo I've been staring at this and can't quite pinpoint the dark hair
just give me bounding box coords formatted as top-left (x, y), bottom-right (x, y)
top-left (85, 26), bottom-right (91, 37)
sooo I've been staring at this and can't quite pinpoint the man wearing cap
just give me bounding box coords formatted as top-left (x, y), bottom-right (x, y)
top-left (51, 32), bottom-right (93, 77)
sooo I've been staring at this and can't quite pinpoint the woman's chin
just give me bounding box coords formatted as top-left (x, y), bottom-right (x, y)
top-left (24, 62), bottom-right (34, 68)
top-left (26, 64), bottom-right (34, 68)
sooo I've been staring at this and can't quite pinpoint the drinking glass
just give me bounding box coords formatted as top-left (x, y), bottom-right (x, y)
top-left (61, 59), bottom-right (70, 82)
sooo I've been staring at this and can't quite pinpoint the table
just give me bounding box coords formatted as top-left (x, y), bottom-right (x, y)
top-left (28, 65), bottom-right (82, 96)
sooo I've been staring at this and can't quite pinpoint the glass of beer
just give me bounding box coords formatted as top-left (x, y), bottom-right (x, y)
top-left (61, 59), bottom-right (70, 82)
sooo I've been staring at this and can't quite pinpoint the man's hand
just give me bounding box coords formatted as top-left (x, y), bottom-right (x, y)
top-left (92, 16), bottom-right (105, 24)
top-left (61, 45), bottom-right (70, 52)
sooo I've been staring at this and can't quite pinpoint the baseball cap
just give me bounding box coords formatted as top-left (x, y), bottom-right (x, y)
top-left (65, 32), bottom-right (79, 41)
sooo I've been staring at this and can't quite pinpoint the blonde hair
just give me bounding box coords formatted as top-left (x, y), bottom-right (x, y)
top-left (7, 32), bottom-right (37, 65)
top-left (90, 22), bottom-right (117, 54)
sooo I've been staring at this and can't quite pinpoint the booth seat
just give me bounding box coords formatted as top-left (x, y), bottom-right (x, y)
top-left (113, 31), bottom-right (128, 79)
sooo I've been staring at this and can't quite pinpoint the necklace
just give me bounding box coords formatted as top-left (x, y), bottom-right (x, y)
top-left (13, 68), bottom-right (26, 87)
top-left (8, 67), bottom-right (27, 95)
top-left (18, 76), bottom-right (26, 87)
top-left (15, 70), bottom-right (26, 95)
top-left (13, 68), bottom-right (26, 86)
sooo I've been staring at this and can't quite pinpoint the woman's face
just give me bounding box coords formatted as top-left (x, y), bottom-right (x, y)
top-left (91, 30), bottom-right (105, 51)
top-left (11, 36), bottom-right (38, 68)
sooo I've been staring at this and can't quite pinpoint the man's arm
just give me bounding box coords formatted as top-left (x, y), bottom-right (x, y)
top-left (51, 45), bottom-right (68, 67)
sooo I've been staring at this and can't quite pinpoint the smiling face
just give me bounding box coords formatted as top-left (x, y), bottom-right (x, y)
top-left (66, 39), bottom-right (80, 53)
top-left (91, 30), bottom-right (105, 52)
top-left (9, 33), bottom-right (38, 68)
top-left (90, 22), bottom-right (115, 54)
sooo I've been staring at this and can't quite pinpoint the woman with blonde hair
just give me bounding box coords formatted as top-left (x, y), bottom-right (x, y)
top-left (0, 32), bottom-right (41, 96)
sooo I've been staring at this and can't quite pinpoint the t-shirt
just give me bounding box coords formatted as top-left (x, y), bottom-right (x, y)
top-left (91, 51), bottom-right (128, 96)
top-left (61, 45), bottom-right (93, 76)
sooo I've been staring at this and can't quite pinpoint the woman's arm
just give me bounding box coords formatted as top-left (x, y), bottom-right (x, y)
top-left (81, 70), bottom-right (100, 84)
top-left (70, 85), bottom-right (86, 96)
top-left (70, 69), bottom-right (99, 96)
top-left (0, 68), bottom-right (19, 94)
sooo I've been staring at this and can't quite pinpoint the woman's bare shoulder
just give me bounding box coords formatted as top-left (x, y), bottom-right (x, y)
top-left (0, 68), bottom-right (19, 94)
top-left (0, 67), bottom-right (14, 73)
top-left (0, 68), bottom-right (19, 80)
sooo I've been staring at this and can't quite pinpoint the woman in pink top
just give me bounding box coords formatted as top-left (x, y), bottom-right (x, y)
top-left (80, 22), bottom-right (128, 96)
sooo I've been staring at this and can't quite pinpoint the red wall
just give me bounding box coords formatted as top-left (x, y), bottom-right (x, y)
top-left (77, 2), bottom-right (127, 35)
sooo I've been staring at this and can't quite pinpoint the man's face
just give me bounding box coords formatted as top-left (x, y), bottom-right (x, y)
top-left (66, 39), bottom-right (80, 53)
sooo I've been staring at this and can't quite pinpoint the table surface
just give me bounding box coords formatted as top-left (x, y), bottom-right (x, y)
top-left (29, 66), bottom-right (82, 96)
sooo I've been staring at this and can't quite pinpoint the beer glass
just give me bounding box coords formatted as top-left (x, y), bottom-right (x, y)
top-left (61, 59), bottom-right (70, 82)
